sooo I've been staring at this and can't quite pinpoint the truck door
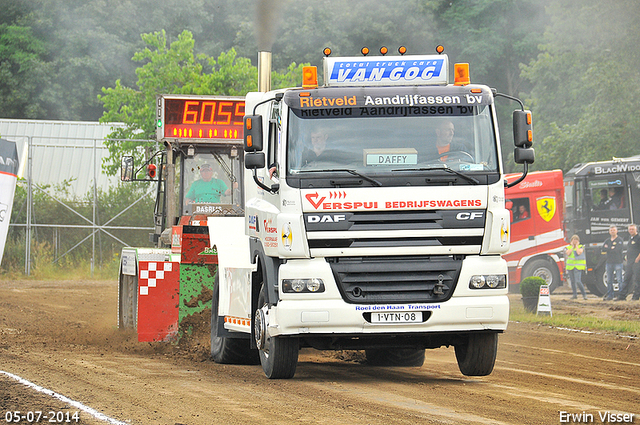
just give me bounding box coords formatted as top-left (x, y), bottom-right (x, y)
top-left (576, 174), bottom-right (632, 295)
top-left (629, 173), bottom-right (640, 225)
top-left (505, 170), bottom-right (565, 289)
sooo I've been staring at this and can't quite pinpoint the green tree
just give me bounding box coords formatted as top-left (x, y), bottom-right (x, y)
top-left (425, 0), bottom-right (547, 94)
top-left (0, 23), bottom-right (53, 118)
top-left (0, 0), bottom-right (252, 121)
top-left (424, 0), bottom-right (548, 172)
top-left (99, 29), bottom-right (306, 175)
top-left (522, 0), bottom-right (640, 172)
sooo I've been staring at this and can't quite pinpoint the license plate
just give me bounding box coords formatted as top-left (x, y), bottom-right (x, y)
top-left (371, 311), bottom-right (422, 323)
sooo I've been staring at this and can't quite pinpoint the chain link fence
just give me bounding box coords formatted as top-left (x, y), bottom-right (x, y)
top-left (4, 135), bottom-right (158, 276)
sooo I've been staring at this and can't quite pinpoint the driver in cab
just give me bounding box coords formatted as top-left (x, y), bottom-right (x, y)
top-left (427, 119), bottom-right (471, 162)
top-left (185, 163), bottom-right (233, 204)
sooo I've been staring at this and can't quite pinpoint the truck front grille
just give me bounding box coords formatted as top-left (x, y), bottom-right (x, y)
top-left (328, 255), bottom-right (461, 304)
top-left (304, 209), bottom-right (484, 253)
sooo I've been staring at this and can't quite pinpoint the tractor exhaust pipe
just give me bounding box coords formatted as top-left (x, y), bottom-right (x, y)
top-left (258, 51), bottom-right (272, 93)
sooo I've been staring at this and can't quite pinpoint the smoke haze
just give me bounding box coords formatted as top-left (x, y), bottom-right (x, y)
top-left (255, 0), bottom-right (283, 51)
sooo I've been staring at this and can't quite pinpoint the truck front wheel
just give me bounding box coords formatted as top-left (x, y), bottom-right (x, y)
top-left (210, 275), bottom-right (259, 365)
top-left (454, 332), bottom-right (498, 376)
top-left (254, 283), bottom-right (299, 379)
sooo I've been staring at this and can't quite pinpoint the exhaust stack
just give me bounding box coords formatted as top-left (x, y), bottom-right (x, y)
top-left (258, 51), bottom-right (272, 93)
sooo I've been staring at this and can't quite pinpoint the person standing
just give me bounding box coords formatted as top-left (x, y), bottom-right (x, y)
top-left (565, 235), bottom-right (588, 300)
top-left (616, 224), bottom-right (640, 301)
top-left (602, 225), bottom-right (624, 300)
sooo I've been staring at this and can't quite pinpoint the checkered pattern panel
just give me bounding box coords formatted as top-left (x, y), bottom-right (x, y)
top-left (139, 261), bottom-right (175, 295)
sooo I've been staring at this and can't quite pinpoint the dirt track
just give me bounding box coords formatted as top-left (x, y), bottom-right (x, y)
top-left (0, 279), bottom-right (638, 425)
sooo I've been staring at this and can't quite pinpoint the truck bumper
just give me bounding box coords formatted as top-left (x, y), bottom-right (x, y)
top-left (268, 295), bottom-right (509, 337)
top-left (268, 255), bottom-right (509, 337)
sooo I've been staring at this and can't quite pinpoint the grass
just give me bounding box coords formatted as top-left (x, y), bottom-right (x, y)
top-left (0, 257), bottom-right (119, 281)
top-left (509, 296), bottom-right (640, 335)
top-left (0, 239), bottom-right (121, 281)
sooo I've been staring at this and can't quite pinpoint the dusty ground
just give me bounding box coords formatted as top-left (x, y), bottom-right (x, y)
top-left (0, 279), bottom-right (638, 425)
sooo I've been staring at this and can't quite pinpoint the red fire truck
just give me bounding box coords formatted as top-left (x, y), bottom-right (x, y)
top-left (504, 170), bottom-right (565, 292)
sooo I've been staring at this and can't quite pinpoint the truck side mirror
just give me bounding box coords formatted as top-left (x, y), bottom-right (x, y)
top-left (243, 114), bottom-right (277, 192)
top-left (513, 110), bottom-right (533, 148)
top-left (245, 151), bottom-right (266, 169)
top-left (121, 156), bottom-right (134, 181)
top-left (514, 147), bottom-right (535, 164)
top-left (244, 115), bottom-right (263, 152)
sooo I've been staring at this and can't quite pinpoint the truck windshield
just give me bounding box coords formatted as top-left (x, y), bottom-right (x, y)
top-left (181, 148), bottom-right (243, 216)
top-left (285, 87), bottom-right (499, 180)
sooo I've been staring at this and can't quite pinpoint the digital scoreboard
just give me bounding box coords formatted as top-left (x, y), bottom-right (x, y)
top-left (157, 95), bottom-right (245, 141)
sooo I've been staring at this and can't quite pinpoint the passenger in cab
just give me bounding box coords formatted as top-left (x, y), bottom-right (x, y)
top-left (427, 120), bottom-right (472, 162)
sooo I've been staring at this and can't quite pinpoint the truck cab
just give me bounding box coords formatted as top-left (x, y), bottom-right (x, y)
top-left (564, 156), bottom-right (640, 295)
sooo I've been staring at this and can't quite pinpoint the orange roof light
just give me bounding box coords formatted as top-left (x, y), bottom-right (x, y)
top-left (361, 47), bottom-right (370, 56)
top-left (398, 46), bottom-right (407, 55)
top-left (245, 117), bottom-right (252, 130)
top-left (454, 63), bottom-right (470, 86)
top-left (435, 45), bottom-right (445, 54)
top-left (302, 66), bottom-right (318, 89)
top-left (380, 46), bottom-right (388, 55)
top-left (323, 47), bottom-right (332, 57)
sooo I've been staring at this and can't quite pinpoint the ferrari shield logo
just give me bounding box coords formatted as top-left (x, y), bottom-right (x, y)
top-left (536, 196), bottom-right (556, 222)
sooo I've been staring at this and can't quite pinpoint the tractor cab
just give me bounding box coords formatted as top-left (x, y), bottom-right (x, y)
top-left (179, 145), bottom-right (244, 218)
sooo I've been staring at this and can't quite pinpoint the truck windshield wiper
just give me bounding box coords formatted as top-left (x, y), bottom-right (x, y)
top-left (392, 164), bottom-right (480, 185)
top-left (298, 168), bottom-right (382, 186)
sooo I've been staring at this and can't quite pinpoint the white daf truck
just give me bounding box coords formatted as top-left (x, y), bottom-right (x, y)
top-left (210, 47), bottom-right (534, 379)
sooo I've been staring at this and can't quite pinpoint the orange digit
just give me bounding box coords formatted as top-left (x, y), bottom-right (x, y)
top-left (183, 101), bottom-right (199, 124)
top-left (234, 101), bottom-right (245, 125)
top-left (200, 101), bottom-right (216, 124)
top-left (217, 102), bottom-right (232, 125)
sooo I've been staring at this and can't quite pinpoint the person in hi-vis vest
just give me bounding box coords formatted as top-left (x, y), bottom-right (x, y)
top-left (565, 234), bottom-right (587, 300)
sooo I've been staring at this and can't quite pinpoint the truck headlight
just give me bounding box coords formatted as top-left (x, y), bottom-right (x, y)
top-left (470, 275), bottom-right (485, 289)
top-left (282, 278), bottom-right (325, 293)
top-left (469, 275), bottom-right (506, 289)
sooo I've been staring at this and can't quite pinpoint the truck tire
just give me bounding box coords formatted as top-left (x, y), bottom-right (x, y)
top-left (522, 259), bottom-right (560, 292)
top-left (118, 273), bottom-right (137, 330)
top-left (454, 332), bottom-right (498, 376)
top-left (210, 276), bottom-right (259, 365)
top-left (365, 348), bottom-right (425, 367)
top-left (255, 283), bottom-right (299, 379)
top-left (586, 266), bottom-right (622, 297)
top-left (585, 266), bottom-right (606, 296)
